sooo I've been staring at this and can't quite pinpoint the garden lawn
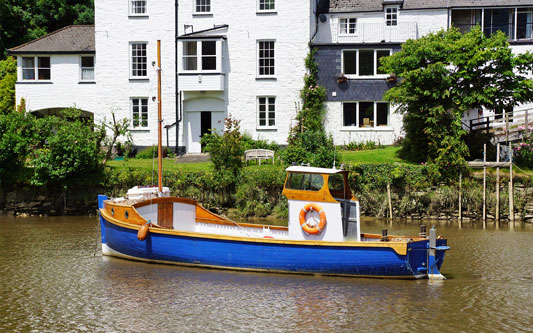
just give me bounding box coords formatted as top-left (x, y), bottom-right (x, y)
top-left (340, 146), bottom-right (407, 164)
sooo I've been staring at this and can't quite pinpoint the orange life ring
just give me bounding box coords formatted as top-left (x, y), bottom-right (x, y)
top-left (299, 203), bottom-right (327, 235)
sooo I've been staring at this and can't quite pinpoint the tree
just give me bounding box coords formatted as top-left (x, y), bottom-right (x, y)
top-left (381, 27), bottom-right (533, 178)
top-left (0, 0), bottom-right (94, 58)
top-left (0, 57), bottom-right (16, 114)
top-left (99, 111), bottom-right (132, 166)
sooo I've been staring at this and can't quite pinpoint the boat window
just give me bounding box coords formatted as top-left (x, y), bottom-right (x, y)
top-left (286, 173), bottom-right (324, 191)
top-left (329, 174), bottom-right (345, 192)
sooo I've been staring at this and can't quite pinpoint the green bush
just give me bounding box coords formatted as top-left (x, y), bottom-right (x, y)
top-left (136, 146), bottom-right (168, 159)
top-left (344, 140), bottom-right (384, 151)
top-left (514, 139), bottom-right (533, 169)
top-left (241, 134), bottom-right (279, 152)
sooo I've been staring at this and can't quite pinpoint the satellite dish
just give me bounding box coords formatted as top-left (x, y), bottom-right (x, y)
top-left (319, 14), bottom-right (327, 23)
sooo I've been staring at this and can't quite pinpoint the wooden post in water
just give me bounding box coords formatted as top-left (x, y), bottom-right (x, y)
top-left (458, 172), bottom-right (462, 228)
top-left (482, 144), bottom-right (487, 227)
top-left (509, 142), bottom-right (515, 222)
top-left (505, 114), bottom-right (510, 144)
top-left (496, 143), bottom-right (500, 228)
top-left (386, 182), bottom-right (393, 222)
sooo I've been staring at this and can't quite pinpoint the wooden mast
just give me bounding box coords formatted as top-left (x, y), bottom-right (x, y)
top-left (157, 40), bottom-right (163, 193)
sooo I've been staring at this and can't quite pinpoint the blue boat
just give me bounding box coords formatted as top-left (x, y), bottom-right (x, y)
top-left (98, 165), bottom-right (449, 279)
top-left (98, 41), bottom-right (449, 279)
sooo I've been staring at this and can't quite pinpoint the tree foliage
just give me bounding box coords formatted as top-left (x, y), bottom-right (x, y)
top-left (0, 57), bottom-right (16, 114)
top-left (0, 0), bottom-right (94, 58)
top-left (381, 27), bottom-right (533, 178)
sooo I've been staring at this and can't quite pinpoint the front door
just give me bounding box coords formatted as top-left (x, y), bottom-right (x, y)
top-left (200, 111), bottom-right (212, 150)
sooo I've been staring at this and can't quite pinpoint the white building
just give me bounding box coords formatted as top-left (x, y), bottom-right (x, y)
top-left (313, 0), bottom-right (533, 145)
top-left (10, 0), bottom-right (533, 152)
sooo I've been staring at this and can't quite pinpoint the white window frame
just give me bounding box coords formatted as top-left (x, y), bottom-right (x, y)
top-left (20, 56), bottom-right (51, 81)
top-left (130, 42), bottom-right (148, 79)
top-left (385, 7), bottom-right (399, 26)
top-left (257, 96), bottom-right (276, 129)
top-left (342, 101), bottom-right (390, 129)
top-left (257, 0), bottom-right (275, 13)
top-left (129, 0), bottom-right (148, 16)
top-left (194, 0), bottom-right (211, 14)
top-left (131, 97), bottom-right (149, 129)
top-left (80, 55), bottom-right (95, 82)
top-left (180, 39), bottom-right (221, 73)
top-left (339, 17), bottom-right (357, 35)
top-left (342, 49), bottom-right (392, 78)
top-left (257, 40), bottom-right (275, 78)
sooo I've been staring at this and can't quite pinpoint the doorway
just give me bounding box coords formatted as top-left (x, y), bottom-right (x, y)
top-left (200, 111), bottom-right (212, 149)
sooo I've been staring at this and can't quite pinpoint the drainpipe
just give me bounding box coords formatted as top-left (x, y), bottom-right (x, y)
top-left (175, 0), bottom-right (181, 155)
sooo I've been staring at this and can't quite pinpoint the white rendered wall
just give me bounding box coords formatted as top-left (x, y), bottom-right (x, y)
top-left (15, 54), bottom-right (96, 113)
top-left (95, 0), bottom-right (177, 148)
top-left (324, 101), bottom-right (404, 146)
top-left (178, 0), bottom-right (313, 152)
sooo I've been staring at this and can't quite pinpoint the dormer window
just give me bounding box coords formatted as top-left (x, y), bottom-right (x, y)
top-left (386, 7), bottom-right (398, 26)
top-left (339, 18), bottom-right (357, 35)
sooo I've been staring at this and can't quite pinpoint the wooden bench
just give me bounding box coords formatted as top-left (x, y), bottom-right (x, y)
top-left (244, 149), bottom-right (275, 165)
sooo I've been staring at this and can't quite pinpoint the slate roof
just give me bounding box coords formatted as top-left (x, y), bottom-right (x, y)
top-left (8, 25), bottom-right (95, 55)
top-left (325, 0), bottom-right (533, 13)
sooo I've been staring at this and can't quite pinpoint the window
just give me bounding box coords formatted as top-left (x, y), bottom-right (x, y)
top-left (339, 18), bottom-right (357, 35)
top-left (258, 0), bottom-right (275, 11)
top-left (131, 98), bottom-right (148, 128)
top-left (343, 102), bottom-right (389, 127)
top-left (386, 7), bottom-right (398, 26)
top-left (21, 56), bottom-right (50, 80)
top-left (181, 40), bottom-right (218, 72)
top-left (195, 0), bottom-right (211, 13)
top-left (286, 173), bottom-right (324, 191)
top-left (80, 56), bottom-right (94, 81)
top-left (258, 41), bottom-right (275, 76)
top-left (517, 8), bottom-right (533, 39)
top-left (130, 43), bottom-right (147, 78)
top-left (342, 49), bottom-right (391, 77)
top-left (258, 96), bottom-right (275, 128)
top-left (483, 8), bottom-right (514, 38)
top-left (130, 0), bottom-right (147, 15)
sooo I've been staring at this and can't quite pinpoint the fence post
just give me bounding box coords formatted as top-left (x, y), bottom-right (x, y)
top-left (496, 143), bottom-right (500, 229)
top-left (509, 142), bottom-right (515, 222)
top-left (483, 144), bottom-right (486, 228)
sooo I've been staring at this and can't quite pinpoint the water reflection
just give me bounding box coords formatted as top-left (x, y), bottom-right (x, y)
top-left (1, 216), bottom-right (532, 332)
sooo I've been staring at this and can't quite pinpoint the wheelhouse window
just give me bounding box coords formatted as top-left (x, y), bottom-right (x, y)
top-left (343, 102), bottom-right (390, 128)
top-left (181, 40), bottom-right (219, 72)
top-left (342, 49), bottom-right (391, 77)
top-left (258, 0), bottom-right (275, 12)
top-left (286, 173), bottom-right (324, 192)
top-left (258, 40), bottom-right (275, 77)
top-left (80, 56), bottom-right (94, 81)
top-left (130, 0), bottom-right (147, 15)
top-left (385, 7), bottom-right (398, 26)
top-left (339, 18), bottom-right (357, 35)
top-left (130, 42), bottom-right (147, 78)
top-left (131, 98), bottom-right (148, 128)
top-left (257, 96), bottom-right (275, 128)
top-left (195, 0), bottom-right (211, 13)
top-left (21, 56), bottom-right (50, 80)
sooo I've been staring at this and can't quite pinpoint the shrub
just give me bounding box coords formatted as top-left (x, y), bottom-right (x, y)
top-left (514, 140), bottom-right (533, 169)
top-left (241, 133), bottom-right (279, 152)
top-left (136, 146), bottom-right (168, 159)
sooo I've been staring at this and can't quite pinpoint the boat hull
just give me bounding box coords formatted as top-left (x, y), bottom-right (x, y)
top-left (99, 214), bottom-right (446, 279)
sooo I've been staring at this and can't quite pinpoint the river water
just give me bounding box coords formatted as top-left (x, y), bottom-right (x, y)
top-left (1, 216), bottom-right (532, 332)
